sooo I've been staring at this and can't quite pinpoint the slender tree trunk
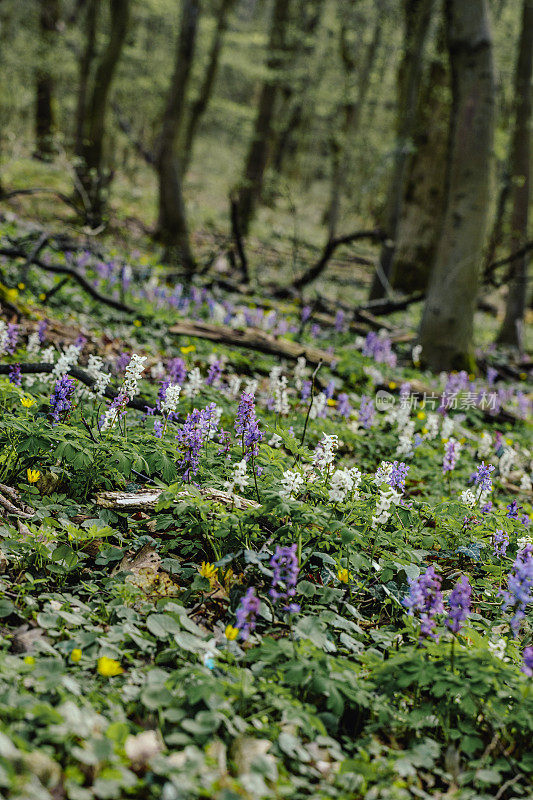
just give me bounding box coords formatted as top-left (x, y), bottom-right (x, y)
top-left (368, 0), bottom-right (434, 300)
top-left (235, 0), bottom-right (291, 235)
top-left (419, 0), bottom-right (495, 371)
top-left (390, 43), bottom-right (450, 292)
top-left (181, 0), bottom-right (236, 177)
top-left (496, 0), bottom-right (533, 347)
top-left (75, 0), bottom-right (130, 227)
top-left (35, 0), bottom-right (59, 160)
top-left (156, 0), bottom-right (199, 278)
top-left (326, 3), bottom-right (382, 241)
top-left (75, 0), bottom-right (99, 155)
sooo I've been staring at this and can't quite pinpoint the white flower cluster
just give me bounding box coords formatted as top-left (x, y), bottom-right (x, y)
top-left (227, 375), bottom-right (241, 398)
top-left (373, 461), bottom-right (393, 485)
top-left (273, 375), bottom-right (289, 415)
top-left (396, 420), bottom-right (415, 458)
top-left (424, 413), bottom-right (440, 440)
top-left (184, 367), bottom-right (202, 399)
top-left (309, 392), bottom-right (327, 419)
top-left (328, 467), bottom-right (362, 503)
top-left (477, 431), bottom-right (492, 457)
top-left (460, 489), bottom-right (476, 508)
top-left (268, 432), bottom-right (283, 448)
top-left (441, 416), bottom-right (454, 440)
top-left (87, 354), bottom-right (111, 399)
top-left (411, 344), bottom-right (422, 364)
top-left (150, 361), bottom-right (165, 380)
top-left (207, 405), bottom-right (223, 439)
top-left (499, 447), bottom-right (516, 479)
top-left (372, 486), bottom-right (402, 529)
top-left (225, 459), bottom-right (248, 493)
top-left (520, 473), bottom-right (532, 493)
top-left (244, 377), bottom-right (258, 395)
top-left (279, 469), bottom-right (305, 500)
top-left (0, 322), bottom-right (8, 354)
top-left (52, 344), bottom-right (81, 379)
top-left (160, 383), bottom-right (181, 415)
top-left (313, 434), bottom-right (339, 474)
top-left (123, 354), bottom-right (147, 398)
top-left (27, 332), bottom-right (41, 357)
top-left (100, 408), bottom-right (118, 432)
top-left (293, 357), bottom-right (307, 390)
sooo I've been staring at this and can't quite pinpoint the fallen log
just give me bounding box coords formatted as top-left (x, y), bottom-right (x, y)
top-left (169, 319), bottom-right (337, 367)
top-left (96, 487), bottom-right (260, 511)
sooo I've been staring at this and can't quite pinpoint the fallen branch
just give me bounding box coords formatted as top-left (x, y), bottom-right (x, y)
top-left (0, 363), bottom-right (157, 413)
top-left (0, 484), bottom-right (35, 519)
top-left (169, 318), bottom-right (337, 367)
top-left (0, 244), bottom-right (136, 315)
top-left (0, 186), bottom-right (84, 216)
top-left (96, 487), bottom-right (259, 511)
top-left (274, 228), bottom-right (386, 297)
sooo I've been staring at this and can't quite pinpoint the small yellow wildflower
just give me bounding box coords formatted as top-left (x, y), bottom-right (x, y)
top-left (133, 319), bottom-right (141, 327)
top-left (24, 655), bottom-right (35, 666)
top-left (519, 372), bottom-right (526, 380)
top-left (417, 411), bottom-right (426, 420)
top-left (327, 399), bottom-right (336, 407)
top-left (21, 396), bottom-right (35, 408)
top-left (17, 283), bottom-right (25, 291)
top-left (468, 373), bottom-right (476, 381)
top-left (388, 381), bottom-right (397, 390)
top-left (70, 648), bottom-right (82, 663)
top-left (506, 438), bottom-right (513, 445)
top-left (6, 288), bottom-right (18, 302)
top-left (27, 469), bottom-right (40, 484)
top-left (441, 437), bottom-right (448, 444)
top-left (39, 293), bottom-right (46, 301)
top-left (97, 656), bottom-right (123, 677)
top-left (180, 345), bottom-right (195, 354)
top-left (459, 437), bottom-right (466, 444)
top-left (199, 562), bottom-right (218, 586)
top-left (337, 568), bottom-right (350, 584)
top-left (422, 427), bottom-right (428, 435)
top-left (225, 625), bottom-right (239, 641)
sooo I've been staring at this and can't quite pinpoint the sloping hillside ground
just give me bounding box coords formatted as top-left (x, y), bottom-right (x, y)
top-left (0, 204), bottom-right (532, 800)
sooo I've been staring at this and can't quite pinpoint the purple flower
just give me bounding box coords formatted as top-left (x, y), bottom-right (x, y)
top-left (115, 352), bottom-right (131, 374)
top-left (403, 566), bottom-right (444, 640)
top-left (235, 587), bottom-right (261, 640)
top-left (362, 331), bottom-right (397, 367)
top-left (522, 647), bottom-right (533, 677)
top-left (493, 529), bottom-right (509, 558)
top-left (167, 357), bottom-right (187, 384)
top-left (6, 323), bottom-right (18, 355)
top-left (75, 335), bottom-right (87, 350)
top-left (445, 576), bottom-right (471, 634)
top-left (506, 500), bottom-right (521, 520)
top-left (334, 310), bottom-right (345, 333)
top-left (301, 305), bottom-right (312, 323)
top-left (37, 319), bottom-right (48, 344)
top-left (443, 439), bottom-right (460, 473)
top-left (324, 380), bottom-right (336, 399)
top-left (50, 375), bottom-right (75, 424)
top-left (336, 393), bottom-right (352, 419)
top-left (206, 358), bottom-right (222, 387)
top-left (474, 462), bottom-right (495, 493)
top-left (358, 395), bottom-right (375, 429)
top-left (176, 403), bottom-right (218, 480)
top-left (300, 380), bottom-right (312, 401)
top-left (486, 366), bottom-right (498, 386)
top-left (269, 544), bottom-right (300, 613)
top-left (389, 461), bottom-right (409, 491)
top-left (234, 392), bottom-right (262, 460)
top-left (501, 545), bottom-right (533, 636)
top-left (8, 363), bottom-right (21, 386)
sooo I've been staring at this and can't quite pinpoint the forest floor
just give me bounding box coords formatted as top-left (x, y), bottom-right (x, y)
top-left (0, 171), bottom-right (532, 799)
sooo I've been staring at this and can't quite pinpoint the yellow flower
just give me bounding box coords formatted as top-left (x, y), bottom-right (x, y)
top-left (327, 399), bottom-right (336, 407)
top-left (199, 562), bottom-right (218, 586)
top-left (133, 319), bottom-right (141, 327)
top-left (225, 625), bottom-right (239, 641)
top-left (27, 469), bottom-right (40, 484)
top-left (337, 568), bottom-right (350, 584)
top-left (24, 655), bottom-right (35, 666)
top-left (21, 396), bottom-right (35, 408)
top-left (441, 437), bottom-right (448, 444)
top-left (417, 411), bottom-right (426, 420)
top-left (388, 381), bottom-right (397, 390)
top-left (97, 656), bottom-right (124, 677)
top-left (70, 648), bottom-right (82, 663)
top-left (17, 283), bottom-right (25, 291)
top-left (39, 293), bottom-right (46, 301)
top-left (506, 438), bottom-right (512, 445)
top-left (180, 345), bottom-right (195, 354)
top-left (519, 372), bottom-right (526, 380)
top-left (468, 373), bottom-right (476, 381)
top-left (422, 427), bottom-right (428, 435)
top-left (459, 437), bottom-right (466, 444)
top-left (6, 288), bottom-right (18, 302)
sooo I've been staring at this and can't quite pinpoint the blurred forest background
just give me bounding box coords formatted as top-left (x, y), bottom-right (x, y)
top-left (0, 0), bottom-right (531, 371)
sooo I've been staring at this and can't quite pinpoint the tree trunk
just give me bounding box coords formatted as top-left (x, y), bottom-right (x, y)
top-left (235, 0), bottom-right (291, 236)
top-left (496, 0), bottom-right (533, 347)
top-left (75, 0), bottom-right (99, 155)
top-left (326, 2), bottom-right (382, 241)
top-left (35, 0), bottom-right (59, 160)
top-left (181, 0), bottom-right (236, 177)
top-left (156, 0), bottom-right (199, 278)
top-left (419, 0), bottom-right (495, 371)
top-left (75, 0), bottom-right (130, 227)
top-left (368, 0), bottom-right (434, 300)
top-left (390, 48), bottom-right (450, 292)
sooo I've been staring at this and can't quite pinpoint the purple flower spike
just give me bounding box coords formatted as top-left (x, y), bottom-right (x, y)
top-left (501, 545), bottom-right (533, 636)
top-left (236, 587), bottom-right (261, 640)
top-left (403, 566), bottom-right (444, 640)
top-left (445, 576), bottom-right (471, 635)
top-left (269, 544), bottom-right (300, 613)
top-left (50, 375), bottom-right (75, 424)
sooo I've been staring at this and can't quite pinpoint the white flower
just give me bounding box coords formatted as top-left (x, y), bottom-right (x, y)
top-left (362, 365), bottom-right (383, 385)
top-left (477, 431), bottom-right (492, 457)
top-left (309, 391), bottom-right (327, 419)
top-left (294, 357), bottom-right (307, 390)
top-left (41, 346), bottom-right (55, 363)
top-left (273, 375), bottom-right (289, 415)
top-left (441, 416), bottom-right (454, 440)
top-left (150, 361), bottom-right (165, 380)
top-left (519, 473), bottom-right (532, 493)
top-left (396, 420), bottom-right (415, 458)
top-left (244, 377), bottom-right (258, 395)
top-left (488, 639), bottom-right (506, 661)
top-left (460, 489), bottom-right (476, 508)
top-left (411, 344), bottom-right (422, 364)
top-left (268, 433), bottom-right (283, 448)
top-left (227, 375), bottom-right (241, 398)
top-left (499, 447), bottom-right (516, 479)
top-left (27, 332), bottom-right (41, 357)
top-left (373, 461), bottom-right (393, 485)
top-left (313, 434), bottom-right (339, 474)
top-left (371, 486), bottom-right (402, 529)
top-left (328, 467), bottom-right (361, 504)
top-left (124, 730), bottom-right (161, 766)
top-left (184, 366), bottom-right (202, 399)
top-left (424, 413), bottom-right (440, 440)
top-left (160, 383), bottom-right (181, 415)
top-left (225, 459), bottom-right (248, 493)
top-left (52, 344), bottom-right (82, 379)
top-left (123, 354), bottom-right (147, 397)
top-left (87, 354), bottom-right (111, 399)
top-left (207, 405), bottom-right (223, 439)
top-left (279, 469), bottom-right (305, 500)
top-left (0, 322), bottom-right (8, 355)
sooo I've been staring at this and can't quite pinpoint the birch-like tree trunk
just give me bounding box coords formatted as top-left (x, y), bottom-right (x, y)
top-left (419, 0), bottom-right (495, 371)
